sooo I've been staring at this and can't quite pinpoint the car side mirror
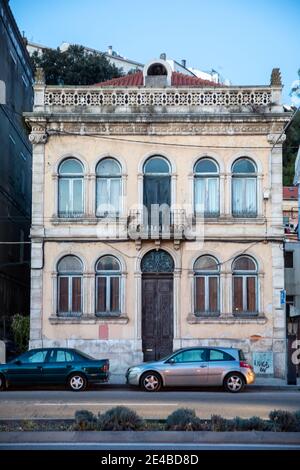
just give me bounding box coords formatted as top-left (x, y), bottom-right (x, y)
top-left (14, 360), bottom-right (22, 365)
top-left (168, 358), bottom-right (175, 364)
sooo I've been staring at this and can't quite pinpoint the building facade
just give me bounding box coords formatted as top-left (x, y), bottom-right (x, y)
top-left (25, 60), bottom-right (288, 381)
top-left (0, 0), bottom-right (33, 336)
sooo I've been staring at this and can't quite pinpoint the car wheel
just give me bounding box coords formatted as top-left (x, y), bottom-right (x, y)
top-left (68, 373), bottom-right (87, 392)
top-left (224, 373), bottom-right (245, 393)
top-left (0, 374), bottom-right (5, 391)
top-left (140, 372), bottom-right (162, 392)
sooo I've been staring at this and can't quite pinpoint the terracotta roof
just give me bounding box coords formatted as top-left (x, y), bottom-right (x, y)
top-left (94, 71), bottom-right (219, 87)
top-left (283, 186), bottom-right (298, 200)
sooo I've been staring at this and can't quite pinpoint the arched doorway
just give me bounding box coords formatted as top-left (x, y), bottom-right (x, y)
top-left (141, 249), bottom-right (174, 361)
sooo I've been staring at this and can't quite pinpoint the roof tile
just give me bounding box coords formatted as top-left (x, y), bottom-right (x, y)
top-left (94, 71), bottom-right (219, 87)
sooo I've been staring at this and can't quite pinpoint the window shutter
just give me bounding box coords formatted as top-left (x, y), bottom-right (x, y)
top-left (72, 277), bottom-right (82, 312)
top-left (97, 277), bottom-right (106, 312)
top-left (246, 276), bottom-right (256, 312)
top-left (110, 277), bottom-right (120, 312)
top-left (209, 277), bottom-right (218, 312)
top-left (58, 277), bottom-right (69, 313)
top-left (233, 276), bottom-right (243, 312)
top-left (195, 277), bottom-right (205, 312)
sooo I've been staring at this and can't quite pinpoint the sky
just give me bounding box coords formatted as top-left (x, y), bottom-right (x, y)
top-left (10, 0), bottom-right (300, 103)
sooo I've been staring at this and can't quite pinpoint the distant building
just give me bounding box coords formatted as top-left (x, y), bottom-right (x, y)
top-left (0, 0), bottom-right (33, 336)
top-left (26, 41), bottom-right (227, 83)
top-left (283, 186), bottom-right (298, 238)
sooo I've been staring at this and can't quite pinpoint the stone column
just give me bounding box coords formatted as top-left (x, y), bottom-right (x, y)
top-left (257, 175), bottom-right (263, 217)
top-left (28, 130), bottom-right (47, 348)
top-left (220, 269), bottom-right (226, 316)
top-left (87, 174), bottom-right (94, 217)
top-left (219, 174), bottom-right (226, 216)
top-left (83, 273), bottom-right (93, 316)
top-left (225, 174), bottom-right (232, 216)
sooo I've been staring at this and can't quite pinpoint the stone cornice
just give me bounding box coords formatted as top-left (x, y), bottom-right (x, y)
top-left (24, 114), bottom-right (288, 136)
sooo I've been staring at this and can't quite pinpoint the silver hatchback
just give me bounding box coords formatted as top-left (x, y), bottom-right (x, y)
top-left (126, 347), bottom-right (255, 393)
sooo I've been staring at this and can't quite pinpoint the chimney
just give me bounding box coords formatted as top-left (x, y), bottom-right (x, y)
top-left (108, 45), bottom-right (113, 56)
top-left (160, 52), bottom-right (166, 60)
top-left (181, 59), bottom-right (186, 68)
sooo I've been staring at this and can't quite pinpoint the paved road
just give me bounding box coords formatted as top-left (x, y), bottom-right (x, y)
top-left (0, 387), bottom-right (300, 419)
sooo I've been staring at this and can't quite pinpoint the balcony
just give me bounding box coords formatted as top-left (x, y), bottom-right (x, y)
top-left (127, 208), bottom-right (193, 241)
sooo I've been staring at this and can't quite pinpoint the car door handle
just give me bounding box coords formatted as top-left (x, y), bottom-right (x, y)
top-left (199, 364), bottom-right (207, 368)
top-left (37, 366), bottom-right (43, 371)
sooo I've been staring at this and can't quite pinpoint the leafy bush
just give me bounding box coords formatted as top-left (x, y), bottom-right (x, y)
top-left (294, 410), bottom-right (300, 431)
top-left (166, 408), bottom-right (201, 431)
top-left (11, 314), bottom-right (29, 352)
top-left (269, 410), bottom-right (298, 432)
top-left (210, 415), bottom-right (230, 432)
top-left (231, 416), bottom-right (272, 431)
top-left (74, 410), bottom-right (97, 431)
top-left (97, 406), bottom-right (143, 431)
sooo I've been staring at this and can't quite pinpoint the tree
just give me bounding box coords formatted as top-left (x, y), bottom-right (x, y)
top-left (283, 69), bottom-right (300, 185)
top-left (31, 45), bottom-right (123, 85)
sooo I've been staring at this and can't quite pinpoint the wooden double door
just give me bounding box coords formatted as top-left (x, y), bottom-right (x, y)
top-left (142, 274), bottom-right (173, 362)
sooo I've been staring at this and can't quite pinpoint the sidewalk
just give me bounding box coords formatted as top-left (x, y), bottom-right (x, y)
top-left (252, 377), bottom-right (300, 390)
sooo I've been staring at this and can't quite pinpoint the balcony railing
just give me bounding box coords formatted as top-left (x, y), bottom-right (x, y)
top-left (127, 208), bottom-right (190, 239)
top-left (42, 86), bottom-right (272, 109)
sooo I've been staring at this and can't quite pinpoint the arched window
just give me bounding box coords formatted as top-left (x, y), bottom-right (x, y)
top-left (143, 156), bottom-right (171, 231)
top-left (95, 255), bottom-right (121, 315)
top-left (58, 158), bottom-right (84, 217)
top-left (232, 255), bottom-right (258, 314)
top-left (57, 255), bottom-right (83, 316)
top-left (194, 158), bottom-right (219, 217)
top-left (194, 255), bottom-right (220, 315)
top-left (96, 158), bottom-right (121, 217)
top-left (232, 158), bottom-right (257, 217)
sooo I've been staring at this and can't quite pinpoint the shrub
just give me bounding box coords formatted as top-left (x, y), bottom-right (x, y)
top-left (210, 415), bottom-right (230, 432)
top-left (166, 408), bottom-right (201, 431)
top-left (294, 410), bottom-right (300, 431)
top-left (74, 410), bottom-right (97, 431)
top-left (231, 416), bottom-right (272, 431)
top-left (97, 406), bottom-right (143, 431)
top-left (11, 314), bottom-right (29, 352)
top-left (269, 410), bottom-right (298, 432)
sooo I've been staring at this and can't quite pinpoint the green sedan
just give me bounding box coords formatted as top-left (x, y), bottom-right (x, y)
top-left (0, 347), bottom-right (109, 391)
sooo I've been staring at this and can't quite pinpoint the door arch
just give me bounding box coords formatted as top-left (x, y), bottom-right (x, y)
top-left (141, 249), bottom-right (174, 361)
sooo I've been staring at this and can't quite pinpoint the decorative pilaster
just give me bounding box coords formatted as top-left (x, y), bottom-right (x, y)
top-left (267, 134), bottom-right (286, 235)
top-left (173, 269), bottom-right (181, 339)
top-left (134, 271), bottom-right (142, 340)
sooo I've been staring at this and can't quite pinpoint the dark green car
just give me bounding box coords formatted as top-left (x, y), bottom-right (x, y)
top-left (0, 348), bottom-right (109, 391)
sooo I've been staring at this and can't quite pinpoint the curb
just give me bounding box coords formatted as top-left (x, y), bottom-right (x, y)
top-left (0, 430), bottom-right (299, 445)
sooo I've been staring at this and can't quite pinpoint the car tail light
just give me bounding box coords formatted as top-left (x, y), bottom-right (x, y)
top-left (240, 361), bottom-right (253, 370)
top-left (102, 362), bottom-right (109, 372)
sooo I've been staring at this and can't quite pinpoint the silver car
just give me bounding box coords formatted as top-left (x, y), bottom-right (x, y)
top-left (126, 347), bottom-right (255, 393)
